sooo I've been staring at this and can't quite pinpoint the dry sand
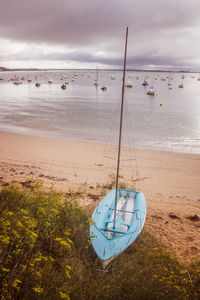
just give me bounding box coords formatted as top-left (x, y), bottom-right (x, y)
top-left (0, 130), bottom-right (199, 263)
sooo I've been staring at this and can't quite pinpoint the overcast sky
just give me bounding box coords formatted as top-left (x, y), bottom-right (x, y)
top-left (1, 0), bottom-right (200, 70)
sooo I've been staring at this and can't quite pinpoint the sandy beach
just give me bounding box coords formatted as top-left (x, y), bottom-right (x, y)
top-left (0, 130), bottom-right (199, 263)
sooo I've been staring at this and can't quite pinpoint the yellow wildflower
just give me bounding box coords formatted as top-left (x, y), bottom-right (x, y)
top-left (65, 265), bottom-right (71, 279)
top-left (12, 230), bottom-right (20, 239)
top-left (14, 248), bottom-right (22, 255)
top-left (38, 207), bottom-right (46, 215)
top-left (2, 220), bottom-right (11, 227)
top-left (29, 263), bottom-right (34, 267)
top-left (35, 271), bottom-right (42, 278)
top-left (180, 269), bottom-right (187, 274)
top-left (59, 291), bottom-right (70, 300)
top-left (42, 256), bottom-right (48, 262)
top-left (55, 237), bottom-right (71, 248)
top-left (64, 230), bottom-right (71, 236)
top-left (1, 267), bottom-right (10, 272)
top-left (31, 231), bottom-right (38, 238)
top-left (6, 211), bottom-right (14, 216)
top-left (51, 208), bottom-right (59, 215)
top-left (32, 287), bottom-right (43, 294)
top-left (21, 264), bottom-right (26, 270)
top-left (0, 235), bottom-right (10, 245)
top-left (55, 237), bottom-right (62, 242)
top-left (21, 208), bottom-right (29, 215)
top-left (25, 229), bottom-right (38, 241)
top-left (17, 220), bottom-right (23, 228)
top-left (196, 269), bottom-right (200, 273)
top-left (28, 218), bottom-right (37, 228)
top-left (33, 257), bottom-right (42, 263)
top-left (60, 240), bottom-right (70, 248)
top-left (49, 256), bottom-right (55, 262)
top-left (12, 279), bottom-right (22, 288)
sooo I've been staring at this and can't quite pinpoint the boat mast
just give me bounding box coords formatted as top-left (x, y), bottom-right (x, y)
top-left (113, 27), bottom-right (128, 229)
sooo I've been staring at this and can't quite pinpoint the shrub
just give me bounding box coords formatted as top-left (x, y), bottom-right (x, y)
top-left (0, 183), bottom-right (90, 299)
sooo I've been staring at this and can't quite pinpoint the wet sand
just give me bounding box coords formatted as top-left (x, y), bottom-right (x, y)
top-left (0, 130), bottom-right (200, 263)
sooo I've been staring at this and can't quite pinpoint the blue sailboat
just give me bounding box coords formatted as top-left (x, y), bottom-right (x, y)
top-left (90, 27), bottom-right (146, 267)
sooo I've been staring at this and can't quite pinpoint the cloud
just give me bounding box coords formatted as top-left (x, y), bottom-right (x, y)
top-left (1, 0), bottom-right (200, 69)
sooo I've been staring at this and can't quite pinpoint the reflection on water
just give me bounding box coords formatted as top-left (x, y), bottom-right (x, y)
top-left (0, 70), bottom-right (200, 154)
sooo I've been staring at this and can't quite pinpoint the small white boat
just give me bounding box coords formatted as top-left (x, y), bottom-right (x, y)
top-left (146, 86), bottom-right (155, 96)
top-left (125, 81), bottom-right (133, 88)
top-left (111, 75), bottom-right (116, 80)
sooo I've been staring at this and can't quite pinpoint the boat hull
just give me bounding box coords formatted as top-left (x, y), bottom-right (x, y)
top-left (90, 189), bottom-right (146, 262)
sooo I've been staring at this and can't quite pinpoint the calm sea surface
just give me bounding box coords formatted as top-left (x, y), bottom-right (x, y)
top-left (0, 70), bottom-right (200, 154)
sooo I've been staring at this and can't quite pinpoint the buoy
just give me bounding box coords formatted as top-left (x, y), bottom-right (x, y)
top-left (160, 103), bottom-right (163, 107)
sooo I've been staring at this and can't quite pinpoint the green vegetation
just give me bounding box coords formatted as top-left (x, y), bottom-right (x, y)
top-left (0, 183), bottom-right (200, 299)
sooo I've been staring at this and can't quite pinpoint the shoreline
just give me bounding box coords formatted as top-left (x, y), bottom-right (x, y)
top-left (0, 127), bottom-right (199, 156)
top-left (0, 130), bottom-right (200, 263)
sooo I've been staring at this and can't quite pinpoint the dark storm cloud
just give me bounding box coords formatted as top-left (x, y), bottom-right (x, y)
top-left (1, 0), bottom-right (200, 44)
top-left (1, 0), bottom-right (200, 69)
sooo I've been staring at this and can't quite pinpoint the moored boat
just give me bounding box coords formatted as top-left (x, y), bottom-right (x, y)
top-left (125, 81), bottom-right (133, 88)
top-left (146, 86), bottom-right (155, 96)
top-left (14, 81), bottom-right (22, 85)
top-left (142, 80), bottom-right (148, 86)
top-left (61, 84), bottom-right (66, 89)
top-left (101, 86), bottom-right (107, 91)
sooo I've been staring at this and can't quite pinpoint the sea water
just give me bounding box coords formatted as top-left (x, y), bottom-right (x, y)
top-left (0, 70), bottom-right (200, 154)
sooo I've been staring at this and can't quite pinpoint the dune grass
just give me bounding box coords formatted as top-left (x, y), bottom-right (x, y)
top-left (0, 182), bottom-right (199, 299)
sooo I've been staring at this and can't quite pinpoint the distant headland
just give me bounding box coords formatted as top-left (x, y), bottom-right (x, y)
top-left (0, 65), bottom-right (198, 73)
